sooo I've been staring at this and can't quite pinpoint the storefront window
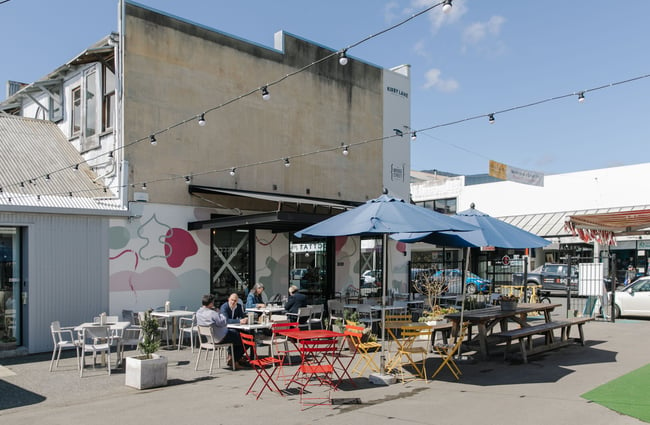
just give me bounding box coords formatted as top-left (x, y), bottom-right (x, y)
top-left (360, 237), bottom-right (383, 298)
top-left (289, 237), bottom-right (327, 305)
top-left (210, 229), bottom-right (250, 304)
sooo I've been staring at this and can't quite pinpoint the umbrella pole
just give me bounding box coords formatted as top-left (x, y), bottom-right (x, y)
top-left (456, 247), bottom-right (470, 360)
top-left (380, 233), bottom-right (387, 373)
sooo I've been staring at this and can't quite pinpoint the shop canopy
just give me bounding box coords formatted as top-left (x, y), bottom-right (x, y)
top-left (564, 209), bottom-right (650, 245)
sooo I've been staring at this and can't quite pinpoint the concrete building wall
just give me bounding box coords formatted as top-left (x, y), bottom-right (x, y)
top-left (122, 4), bottom-right (385, 207)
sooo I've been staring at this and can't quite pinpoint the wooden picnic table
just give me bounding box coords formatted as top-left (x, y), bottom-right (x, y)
top-left (444, 303), bottom-right (560, 360)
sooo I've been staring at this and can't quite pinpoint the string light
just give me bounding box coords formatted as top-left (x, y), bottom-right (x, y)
top-left (411, 131), bottom-right (417, 141)
top-left (141, 182), bottom-right (147, 190)
top-left (149, 135), bottom-right (157, 145)
top-left (198, 113), bottom-right (206, 126)
top-left (488, 113), bottom-right (495, 124)
top-left (442, 0), bottom-right (453, 13)
top-left (393, 128), bottom-right (403, 137)
top-left (45, 174), bottom-right (51, 181)
top-left (261, 86), bottom-right (270, 100)
top-left (338, 50), bottom-right (348, 66)
top-left (578, 92), bottom-right (585, 103)
top-left (73, 164), bottom-right (79, 171)
top-left (342, 144), bottom-right (349, 156)
top-left (108, 151), bottom-right (114, 158)
top-left (19, 182), bottom-right (24, 188)
top-left (229, 167), bottom-right (236, 176)
top-left (284, 158), bottom-right (291, 167)
top-left (185, 175), bottom-right (192, 184)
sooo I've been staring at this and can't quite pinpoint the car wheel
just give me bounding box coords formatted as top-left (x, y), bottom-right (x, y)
top-left (614, 304), bottom-right (621, 318)
top-left (466, 283), bottom-right (477, 295)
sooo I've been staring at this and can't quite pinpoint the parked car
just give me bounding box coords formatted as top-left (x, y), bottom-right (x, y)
top-left (512, 263), bottom-right (613, 293)
top-left (360, 269), bottom-right (382, 286)
top-left (431, 269), bottom-right (491, 295)
top-left (598, 276), bottom-right (650, 318)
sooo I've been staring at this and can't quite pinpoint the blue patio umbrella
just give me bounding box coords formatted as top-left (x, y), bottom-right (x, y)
top-left (295, 194), bottom-right (478, 238)
top-left (392, 203), bottom-right (550, 249)
top-left (295, 194), bottom-right (478, 377)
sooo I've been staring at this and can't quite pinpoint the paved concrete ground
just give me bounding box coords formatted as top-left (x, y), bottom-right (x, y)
top-left (1, 306), bottom-right (648, 425)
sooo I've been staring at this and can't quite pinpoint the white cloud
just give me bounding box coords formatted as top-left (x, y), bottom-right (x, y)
top-left (409, 0), bottom-right (468, 32)
top-left (462, 15), bottom-right (506, 45)
top-left (384, 1), bottom-right (400, 23)
top-left (423, 68), bottom-right (459, 92)
top-left (412, 39), bottom-right (430, 59)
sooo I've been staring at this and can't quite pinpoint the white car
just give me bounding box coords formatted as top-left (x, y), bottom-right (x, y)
top-left (599, 276), bottom-right (650, 318)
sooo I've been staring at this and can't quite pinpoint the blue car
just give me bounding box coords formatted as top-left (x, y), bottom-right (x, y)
top-left (432, 269), bottom-right (491, 295)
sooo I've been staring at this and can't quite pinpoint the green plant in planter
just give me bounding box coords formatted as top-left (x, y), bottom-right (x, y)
top-left (138, 310), bottom-right (160, 359)
top-left (1, 336), bottom-right (17, 343)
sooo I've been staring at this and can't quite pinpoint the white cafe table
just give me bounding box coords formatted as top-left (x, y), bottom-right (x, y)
top-left (74, 321), bottom-right (131, 332)
top-left (227, 322), bottom-right (272, 332)
top-left (245, 305), bottom-right (286, 314)
top-left (151, 310), bottom-right (194, 347)
top-left (74, 321), bottom-right (131, 367)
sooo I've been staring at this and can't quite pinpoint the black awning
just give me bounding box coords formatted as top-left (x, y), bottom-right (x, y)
top-left (187, 210), bottom-right (334, 232)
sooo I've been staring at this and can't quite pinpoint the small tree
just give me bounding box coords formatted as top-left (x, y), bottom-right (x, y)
top-left (413, 271), bottom-right (447, 312)
top-left (138, 310), bottom-right (160, 359)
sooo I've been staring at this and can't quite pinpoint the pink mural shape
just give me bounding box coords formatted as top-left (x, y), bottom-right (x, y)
top-left (164, 228), bottom-right (198, 268)
top-left (396, 241), bottom-right (406, 254)
top-left (110, 266), bottom-right (180, 292)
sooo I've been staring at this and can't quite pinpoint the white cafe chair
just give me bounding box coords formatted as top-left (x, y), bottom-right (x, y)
top-left (49, 321), bottom-right (80, 372)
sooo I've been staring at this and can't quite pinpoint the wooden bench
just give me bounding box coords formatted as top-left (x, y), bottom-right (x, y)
top-left (559, 316), bottom-right (594, 346)
top-left (494, 317), bottom-right (592, 363)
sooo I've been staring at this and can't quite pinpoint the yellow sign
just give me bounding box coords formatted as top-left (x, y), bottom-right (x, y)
top-left (489, 160), bottom-right (507, 180)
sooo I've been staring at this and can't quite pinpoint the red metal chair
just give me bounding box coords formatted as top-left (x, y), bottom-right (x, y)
top-left (290, 337), bottom-right (338, 409)
top-left (240, 332), bottom-right (284, 399)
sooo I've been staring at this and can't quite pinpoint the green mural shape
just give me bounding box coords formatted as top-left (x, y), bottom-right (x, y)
top-left (109, 226), bottom-right (131, 250)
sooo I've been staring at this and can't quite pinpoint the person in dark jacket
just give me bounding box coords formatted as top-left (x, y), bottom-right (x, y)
top-left (220, 293), bottom-right (248, 324)
top-left (284, 285), bottom-right (308, 314)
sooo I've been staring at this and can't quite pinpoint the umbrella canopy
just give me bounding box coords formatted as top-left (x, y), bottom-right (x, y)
top-left (294, 194), bottom-right (478, 238)
top-left (393, 203), bottom-right (550, 249)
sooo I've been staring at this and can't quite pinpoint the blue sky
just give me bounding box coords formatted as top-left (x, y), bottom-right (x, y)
top-left (2, 0), bottom-right (649, 176)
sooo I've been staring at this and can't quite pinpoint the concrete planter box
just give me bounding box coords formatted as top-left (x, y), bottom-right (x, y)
top-left (125, 354), bottom-right (168, 390)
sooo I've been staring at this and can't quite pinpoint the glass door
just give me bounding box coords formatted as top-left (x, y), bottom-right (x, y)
top-left (0, 227), bottom-right (21, 347)
top-left (289, 237), bottom-right (327, 305)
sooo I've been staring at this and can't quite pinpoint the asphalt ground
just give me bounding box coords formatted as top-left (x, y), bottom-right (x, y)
top-left (0, 303), bottom-right (648, 425)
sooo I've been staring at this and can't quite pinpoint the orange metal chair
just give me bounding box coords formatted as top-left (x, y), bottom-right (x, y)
top-left (345, 324), bottom-right (382, 376)
top-left (240, 332), bottom-right (284, 399)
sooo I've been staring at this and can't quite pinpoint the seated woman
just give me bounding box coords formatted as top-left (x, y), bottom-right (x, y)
top-left (246, 283), bottom-right (266, 310)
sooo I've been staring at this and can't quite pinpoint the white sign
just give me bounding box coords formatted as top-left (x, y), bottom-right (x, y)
top-left (290, 242), bottom-right (325, 253)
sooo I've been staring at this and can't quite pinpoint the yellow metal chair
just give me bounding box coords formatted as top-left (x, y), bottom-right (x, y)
top-left (431, 321), bottom-right (469, 380)
top-left (392, 325), bottom-right (432, 383)
top-left (345, 324), bottom-right (381, 376)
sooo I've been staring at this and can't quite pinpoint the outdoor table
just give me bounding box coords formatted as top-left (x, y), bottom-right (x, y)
top-left (277, 328), bottom-right (343, 342)
top-left (151, 310), bottom-right (194, 347)
top-left (227, 322), bottom-right (272, 332)
top-left (382, 321), bottom-right (430, 372)
top-left (74, 321), bottom-right (131, 367)
top-left (444, 303), bottom-right (560, 360)
top-left (245, 305), bottom-right (285, 314)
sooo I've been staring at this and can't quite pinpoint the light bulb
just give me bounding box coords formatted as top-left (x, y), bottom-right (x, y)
top-left (229, 167), bottom-right (236, 176)
top-left (150, 135), bottom-right (157, 145)
top-left (198, 113), bottom-right (206, 126)
top-left (342, 145), bottom-right (349, 156)
top-left (578, 92), bottom-right (585, 103)
top-left (442, 0), bottom-right (452, 13)
top-left (284, 158), bottom-right (291, 167)
top-left (185, 176), bottom-right (192, 184)
top-left (488, 113), bottom-right (495, 124)
top-left (142, 182), bottom-right (147, 190)
top-left (261, 86), bottom-right (270, 100)
top-left (411, 131), bottom-right (417, 141)
top-left (339, 51), bottom-right (348, 66)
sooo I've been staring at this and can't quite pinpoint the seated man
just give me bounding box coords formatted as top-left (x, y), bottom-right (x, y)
top-left (284, 285), bottom-right (308, 322)
top-left (196, 294), bottom-right (247, 368)
top-left (220, 293), bottom-right (248, 324)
